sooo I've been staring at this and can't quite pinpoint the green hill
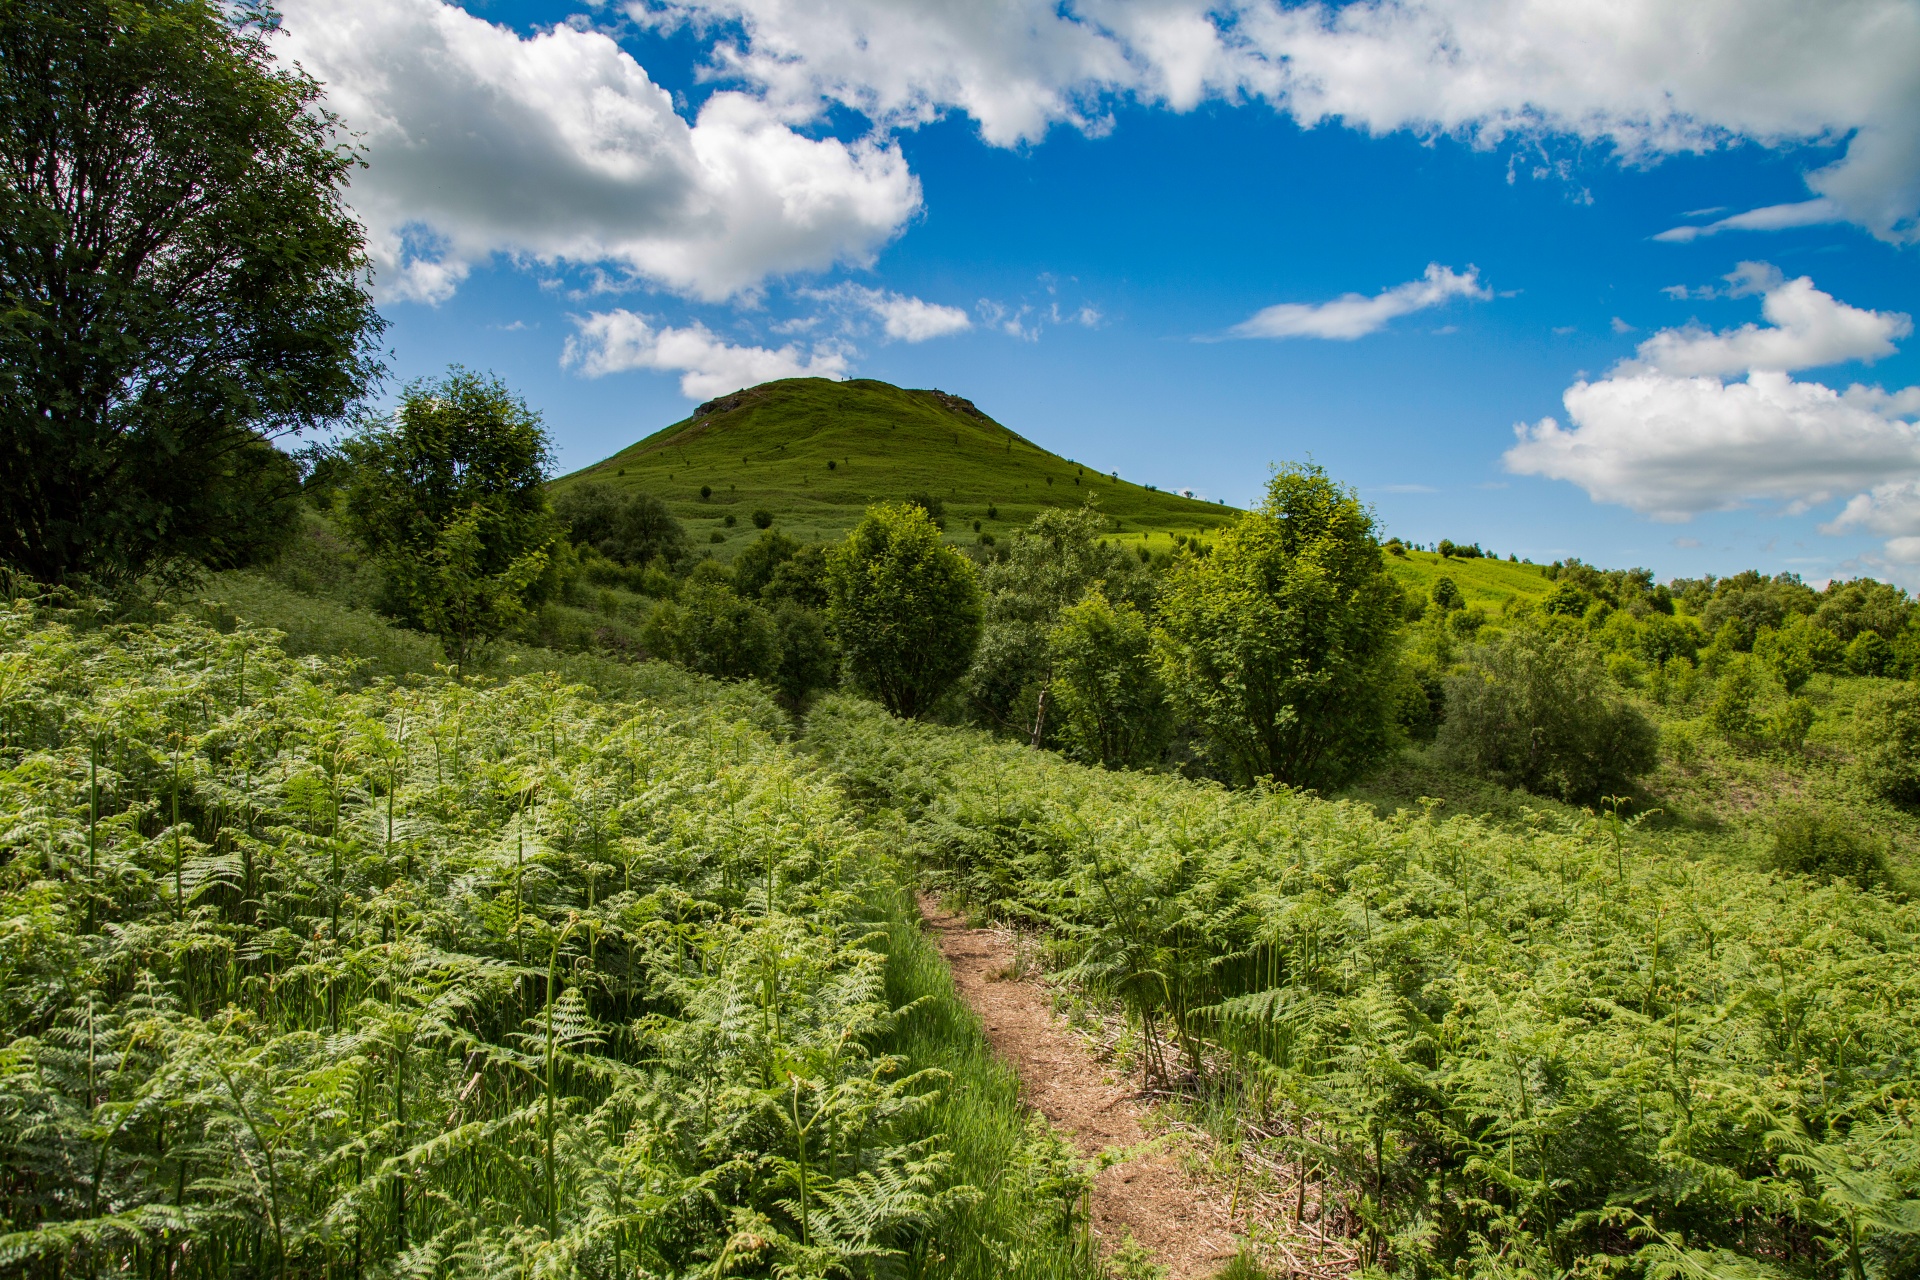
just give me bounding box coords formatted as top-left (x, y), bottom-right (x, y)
top-left (1387, 548), bottom-right (1555, 612)
top-left (558, 377), bottom-right (1238, 555)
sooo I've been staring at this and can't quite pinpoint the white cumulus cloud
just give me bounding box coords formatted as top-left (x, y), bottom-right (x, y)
top-left (1232, 264), bottom-right (1488, 340)
top-left (563, 310), bottom-right (850, 398)
top-left (1503, 271), bottom-right (1920, 560)
top-left (275, 0), bottom-right (920, 303)
top-left (1621, 265), bottom-right (1911, 376)
top-left (807, 285), bottom-right (974, 341)
top-left (632, 0), bottom-right (1920, 242)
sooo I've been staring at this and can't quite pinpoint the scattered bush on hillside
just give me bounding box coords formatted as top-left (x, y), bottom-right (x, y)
top-left (1157, 463), bottom-right (1401, 790)
top-left (1769, 806), bottom-right (1888, 887)
top-left (341, 369), bottom-right (560, 664)
top-left (1762, 696), bottom-right (1816, 753)
top-left (1048, 588), bottom-right (1171, 769)
top-left (1431, 576), bottom-right (1463, 611)
top-left (1438, 628), bottom-right (1658, 803)
top-left (828, 502), bottom-right (983, 718)
top-left (1708, 656), bottom-right (1763, 743)
top-left (1857, 685), bottom-right (1920, 805)
top-left (752, 508), bottom-right (774, 528)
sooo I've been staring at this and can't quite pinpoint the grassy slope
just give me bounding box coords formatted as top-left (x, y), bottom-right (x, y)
top-left (556, 377), bottom-right (1238, 557)
top-left (1385, 547), bottom-right (1555, 611)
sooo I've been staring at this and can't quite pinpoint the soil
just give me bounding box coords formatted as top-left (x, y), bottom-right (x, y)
top-left (919, 895), bottom-right (1245, 1280)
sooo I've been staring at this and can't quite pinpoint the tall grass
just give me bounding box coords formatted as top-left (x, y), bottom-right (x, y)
top-left (0, 599), bottom-right (1091, 1280)
top-left (806, 694), bottom-right (1920, 1280)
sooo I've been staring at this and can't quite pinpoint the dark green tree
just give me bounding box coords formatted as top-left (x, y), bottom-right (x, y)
top-left (828, 502), bottom-right (982, 718)
top-left (0, 0), bottom-right (382, 585)
top-left (641, 583), bottom-right (778, 681)
top-left (1437, 628), bottom-right (1658, 803)
top-left (552, 482), bottom-right (688, 567)
top-left (762, 544), bottom-right (831, 611)
top-left (1156, 463), bottom-right (1401, 789)
top-left (341, 370), bottom-right (557, 664)
top-left (732, 531), bottom-right (800, 598)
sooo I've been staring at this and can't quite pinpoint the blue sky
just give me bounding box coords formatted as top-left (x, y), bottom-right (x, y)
top-left (278, 0), bottom-right (1920, 585)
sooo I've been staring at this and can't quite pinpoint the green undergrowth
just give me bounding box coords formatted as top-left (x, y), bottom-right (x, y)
top-left (804, 695), bottom-right (1920, 1280)
top-left (0, 598), bottom-right (1091, 1280)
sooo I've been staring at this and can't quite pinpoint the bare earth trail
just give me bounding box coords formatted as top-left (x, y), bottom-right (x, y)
top-left (918, 896), bottom-right (1245, 1280)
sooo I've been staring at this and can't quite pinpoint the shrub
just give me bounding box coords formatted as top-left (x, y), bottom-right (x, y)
top-left (1769, 806), bottom-right (1888, 887)
top-left (700, 484), bottom-right (712, 499)
top-left (1761, 696), bottom-right (1815, 753)
top-left (641, 582), bottom-right (777, 681)
top-left (733, 531), bottom-right (800, 599)
top-left (1857, 685), bottom-right (1920, 805)
top-left (1431, 576), bottom-right (1463, 611)
top-left (1542, 580), bottom-right (1591, 618)
top-left (1708, 656), bottom-right (1762, 742)
top-left (708, 530), bottom-right (724, 543)
top-left (769, 602), bottom-right (839, 705)
top-left (553, 483), bottom-right (690, 568)
top-left (752, 508), bottom-right (774, 529)
top-left (723, 513), bottom-right (737, 527)
top-left (1606, 652), bottom-right (1645, 688)
top-left (1437, 628), bottom-right (1658, 803)
top-left (1449, 606), bottom-right (1486, 638)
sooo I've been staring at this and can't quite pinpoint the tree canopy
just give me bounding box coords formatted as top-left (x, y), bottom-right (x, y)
top-left (828, 502), bottom-right (982, 719)
top-left (341, 370), bottom-right (557, 663)
top-left (1156, 463), bottom-right (1401, 789)
top-left (0, 0), bottom-right (381, 585)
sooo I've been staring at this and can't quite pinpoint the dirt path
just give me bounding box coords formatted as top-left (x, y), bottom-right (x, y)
top-left (919, 896), bottom-right (1245, 1280)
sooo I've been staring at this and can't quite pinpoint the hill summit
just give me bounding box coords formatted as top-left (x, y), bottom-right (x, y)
top-left (559, 378), bottom-right (1238, 555)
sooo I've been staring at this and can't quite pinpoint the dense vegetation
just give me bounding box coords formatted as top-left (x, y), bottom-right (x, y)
top-left (808, 696), bottom-right (1920, 1280)
top-left (0, 594), bottom-right (1093, 1278)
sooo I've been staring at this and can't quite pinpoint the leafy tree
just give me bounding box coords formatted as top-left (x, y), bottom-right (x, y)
top-left (967, 502), bottom-right (1146, 743)
top-left (0, 0), bottom-right (382, 586)
top-left (732, 531), bottom-right (800, 598)
top-left (1437, 628), bottom-right (1658, 803)
top-left (769, 601), bottom-right (839, 705)
top-left (341, 370), bottom-right (558, 664)
top-left (828, 502), bottom-right (982, 718)
top-left (752, 508), bottom-right (774, 529)
top-left (1157, 463), bottom-right (1401, 789)
top-left (552, 483), bottom-right (688, 568)
top-left (1430, 576), bottom-right (1463, 611)
top-left (1708, 656), bottom-right (1763, 742)
top-left (762, 543), bottom-right (831, 612)
top-left (1048, 588), bottom-right (1171, 769)
top-left (1542, 580), bottom-right (1592, 618)
top-left (641, 582), bottom-right (778, 681)
top-left (1857, 685), bottom-right (1920, 805)
top-left (1847, 630), bottom-right (1894, 677)
top-left (1813, 577), bottom-right (1912, 643)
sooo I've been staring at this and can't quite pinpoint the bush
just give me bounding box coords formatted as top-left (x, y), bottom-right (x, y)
top-left (552, 482), bottom-right (690, 568)
top-left (1431, 576), bottom-right (1463, 611)
top-left (1437, 629), bottom-right (1658, 803)
top-left (1047, 588), bottom-right (1170, 769)
top-left (1847, 630), bottom-right (1894, 676)
top-left (1769, 806), bottom-right (1888, 887)
top-left (1857, 685), bottom-right (1920, 805)
top-left (769, 602), bottom-right (839, 705)
top-left (1708, 656), bottom-right (1762, 742)
top-left (641, 582), bottom-right (777, 681)
top-left (1761, 696), bottom-right (1815, 753)
top-left (752, 508), bottom-right (774, 529)
top-left (733, 531), bottom-right (800, 599)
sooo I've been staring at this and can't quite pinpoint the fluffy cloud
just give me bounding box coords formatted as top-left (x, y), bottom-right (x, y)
top-left (806, 285), bottom-right (974, 341)
top-left (1232, 264), bottom-right (1487, 340)
top-left (1504, 272), bottom-right (1920, 562)
top-left (633, 0), bottom-right (1920, 242)
top-left (275, 0), bottom-right (920, 302)
top-left (1620, 266), bottom-right (1911, 376)
top-left (563, 310), bottom-right (849, 398)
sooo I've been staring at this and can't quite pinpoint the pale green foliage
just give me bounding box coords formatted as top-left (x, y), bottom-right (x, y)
top-left (1047, 588), bottom-right (1170, 769)
top-left (0, 601), bottom-right (1087, 1280)
top-left (1438, 628), bottom-right (1658, 803)
top-left (808, 694), bottom-right (1920, 1280)
top-left (828, 503), bottom-right (983, 719)
top-left (1156, 464), bottom-right (1402, 789)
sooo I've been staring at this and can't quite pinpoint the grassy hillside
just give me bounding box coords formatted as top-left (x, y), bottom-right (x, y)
top-left (558, 377), bottom-right (1238, 556)
top-left (1386, 547), bottom-right (1554, 611)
